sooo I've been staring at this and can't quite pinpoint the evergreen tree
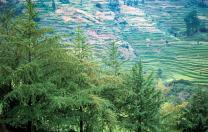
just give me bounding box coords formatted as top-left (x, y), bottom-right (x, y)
top-left (179, 87), bottom-right (208, 132)
top-left (100, 41), bottom-right (130, 131)
top-left (0, 5), bottom-right (15, 99)
top-left (56, 27), bottom-right (117, 132)
top-left (0, 0), bottom-right (79, 131)
top-left (104, 41), bottom-right (125, 76)
top-left (196, 0), bottom-right (207, 7)
top-left (52, 0), bottom-right (56, 11)
top-left (0, 2), bottom-right (117, 129)
top-left (72, 27), bottom-right (92, 61)
top-left (60, 0), bottom-right (70, 4)
top-left (122, 61), bottom-right (163, 132)
top-left (184, 10), bottom-right (200, 36)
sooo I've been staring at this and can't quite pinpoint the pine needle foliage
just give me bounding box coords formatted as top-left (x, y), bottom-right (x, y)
top-left (101, 41), bottom-right (130, 131)
top-left (122, 60), bottom-right (163, 132)
top-left (0, 0), bottom-right (80, 131)
top-left (72, 27), bottom-right (92, 61)
top-left (104, 41), bottom-right (125, 76)
top-left (179, 87), bottom-right (208, 132)
top-left (53, 27), bottom-right (117, 132)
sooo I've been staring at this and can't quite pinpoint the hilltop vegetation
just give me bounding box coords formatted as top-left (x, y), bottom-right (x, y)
top-left (0, 0), bottom-right (208, 132)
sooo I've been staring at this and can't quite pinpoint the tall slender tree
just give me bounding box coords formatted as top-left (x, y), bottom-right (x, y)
top-left (0, 0), bottom-right (79, 131)
top-left (122, 61), bottom-right (163, 132)
top-left (100, 41), bottom-right (129, 131)
top-left (62, 27), bottom-right (117, 132)
top-left (104, 41), bottom-right (125, 76)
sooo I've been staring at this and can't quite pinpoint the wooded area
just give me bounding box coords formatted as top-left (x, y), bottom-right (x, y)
top-left (0, 0), bottom-right (208, 132)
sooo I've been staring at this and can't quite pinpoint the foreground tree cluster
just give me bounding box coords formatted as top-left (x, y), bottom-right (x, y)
top-left (0, 1), bottom-right (208, 132)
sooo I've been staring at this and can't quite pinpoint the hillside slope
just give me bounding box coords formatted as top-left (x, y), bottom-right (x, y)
top-left (5, 0), bottom-right (207, 85)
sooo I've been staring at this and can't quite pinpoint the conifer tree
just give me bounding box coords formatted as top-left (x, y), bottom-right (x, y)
top-left (0, 2), bottom-right (117, 129)
top-left (57, 27), bottom-right (117, 132)
top-left (0, 5), bottom-right (15, 99)
top-left (101, 41), bottom-right (130, 131)
top-left (0, 0), bottom-right (79, 131)
top-left (122, 60), bottom-right (163, 132)
top-left (72, 27), bottom-right (92, 61)
top-left (184, 10), bottom-right (200, 36)
top-left (104, 41), bottom-right (125, 76)
top-left (52, 0), bottom-right (56, 11)
top-left (179, 88), bottom-right (208, 132)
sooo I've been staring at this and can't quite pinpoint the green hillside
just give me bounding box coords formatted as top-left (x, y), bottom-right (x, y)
top-left (32, 0), bottom-right (208, 85)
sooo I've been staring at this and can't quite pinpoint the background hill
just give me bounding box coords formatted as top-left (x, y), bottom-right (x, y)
top-left (1, 0), bottom-right (208, 85)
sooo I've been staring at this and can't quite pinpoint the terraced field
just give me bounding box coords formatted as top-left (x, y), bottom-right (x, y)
top-left (135, 41), bottom-right (208, 85)
top-left (33, 0), bottom-right (208, 85)
top-left (123, 36), bottom-right (208, 85)
top-left (139, 0), bottom-right (208, 37)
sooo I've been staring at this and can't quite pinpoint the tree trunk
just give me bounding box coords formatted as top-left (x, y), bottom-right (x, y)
top-left (27, 121), bottom-right (32, 132)
top-left (27, 97), bottom-right (32, 132)
top-left (86, 123), bottom-right (93, 132)
top-left (0, 124), bottom-right (9, 132)
top-left (136, 127), bottom-right (141, 132)
top-left (80, 119), bottom-right (84, 132)
top-left (109, 126), bottom-right (113, 132)
top-left (80, 106), bottom-right (84, 132)
top-left (26, 1), bottom-right (33, 132)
